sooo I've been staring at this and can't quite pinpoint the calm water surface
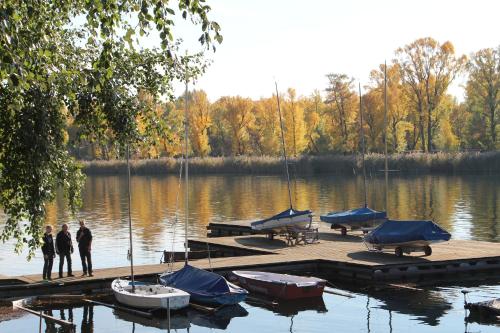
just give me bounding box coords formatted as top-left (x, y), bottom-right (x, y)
top-left (1, 174), bottom-right (499, 332)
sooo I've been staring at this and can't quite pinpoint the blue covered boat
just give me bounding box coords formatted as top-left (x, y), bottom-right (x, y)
top-left (364, 220), bottom-right (451, 256)
top-left (251, 208), bottom-right (312, 232)
top-left (320, 207), bottom-right (387, 235)
top-left (159, 265), bottom-right (248, 306)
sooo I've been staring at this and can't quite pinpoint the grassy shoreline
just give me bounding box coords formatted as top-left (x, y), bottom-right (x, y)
top-left (80, 151), bottom-right (500, 176)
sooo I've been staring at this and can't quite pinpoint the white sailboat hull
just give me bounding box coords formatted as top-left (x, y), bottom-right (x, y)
top-left (112, 279), bottom-right (190, 310)
top-left (252, 212), bottom-right (312, 232)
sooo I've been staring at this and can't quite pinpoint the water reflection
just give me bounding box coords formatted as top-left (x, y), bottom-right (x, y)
top-left (1, 174), bottom-right (499, 276)
top-left (371, 289), bottom-right (452, 326)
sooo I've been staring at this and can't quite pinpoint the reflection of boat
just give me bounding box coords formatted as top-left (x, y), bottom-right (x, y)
top-left (114, 304), bottom-right (248, 330)
top-left (114, 308), bottom-right (190, 330)
top-left (320, 207), bottom-right (387, 235)
top-left (364, 220), bottom-right (451, 256)
top-left (247, 295), bottom-right (327, 316)
top-left (370, 288), bottom-right (452, 326)
top-left (112, 279), bottom-right (190, 310)
top-left (160, 264), bottom-right (248, 306)
top-left (186, 304), bottom-right (248, 330)
top-left (251, 208), bottom-right (312, 232)
top-left (230, 270), bottom-right (325, 300)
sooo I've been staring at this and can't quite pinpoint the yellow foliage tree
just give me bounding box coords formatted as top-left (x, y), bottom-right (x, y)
top-left (189, 90), bottom-right (211, 157)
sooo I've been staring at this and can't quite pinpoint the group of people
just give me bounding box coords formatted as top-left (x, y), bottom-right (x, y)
top-left (41, 220), bottom-right (93, 280)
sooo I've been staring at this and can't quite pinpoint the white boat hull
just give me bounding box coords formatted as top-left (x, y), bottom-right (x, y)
top-left (112, 279), bottom-right (190, 310)
top-left (252, 214), bottom-right (312, 233)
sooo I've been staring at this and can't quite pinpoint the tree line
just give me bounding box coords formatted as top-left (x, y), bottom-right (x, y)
top-left (72, 37), bottom-right (499, 160)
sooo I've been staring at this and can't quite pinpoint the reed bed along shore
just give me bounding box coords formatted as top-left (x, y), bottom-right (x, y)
top-left (81, 151), bottom-right (500, 176)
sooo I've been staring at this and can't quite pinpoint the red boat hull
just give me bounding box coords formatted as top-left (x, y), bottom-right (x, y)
top-left (230, 273), bottom-right (325, 300)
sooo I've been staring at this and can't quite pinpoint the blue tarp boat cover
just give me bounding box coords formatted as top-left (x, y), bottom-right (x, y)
top-left (364, 220), bottom-right (451, 245)
top-left (320, 207), bottom-right (387, 224)
top-left (159, 265), bottom-right (233, 297)
top-left (251, 208), bottom-right (311, 228)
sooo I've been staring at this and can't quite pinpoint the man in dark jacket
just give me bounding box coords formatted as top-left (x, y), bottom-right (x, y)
top-left (56, 224), bottom-right (74, 278)
top-left (41, 225), bottom-right (55, 280)
top-left (76, 219), bottom-right (93, 277)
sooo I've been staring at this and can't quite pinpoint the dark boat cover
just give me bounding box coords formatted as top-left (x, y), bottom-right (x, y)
top-left (159, 264), bottom-right (234, 297)
top-left (364, 220), bottom-right (451, 245)
top-left (251, 208), bottom-right (311, 228)
top-left (320, 207), bottom-right (386, 224)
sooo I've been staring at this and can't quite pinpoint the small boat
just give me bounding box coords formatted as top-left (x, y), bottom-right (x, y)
top-left (111, 279), bottom-right (190, 310)
top-left (464, 292), bottom-right (500, 320)
top-left (320, 206), bottom-right (387, 235)
top-left (229, 270), bottom-right (326, 300)
top-left (364, 220), bottom-right (451, 256)
top-left (251, 208), bottom-right (313, 233)
top-left (159, 264), bottom-right (248, 306)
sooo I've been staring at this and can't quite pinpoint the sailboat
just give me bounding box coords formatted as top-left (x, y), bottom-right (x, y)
top-left (251, 82), bottom-right (312, 233)
top-left (111, 145), bottom-right (190, 310)
top-left (320, 83), bottom-right (387, 235)
top-left (159, 68), bottom-right (248, 306)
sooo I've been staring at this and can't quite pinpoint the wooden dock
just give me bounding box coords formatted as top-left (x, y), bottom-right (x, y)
top-left (1, 223), bottom-right (500, 298)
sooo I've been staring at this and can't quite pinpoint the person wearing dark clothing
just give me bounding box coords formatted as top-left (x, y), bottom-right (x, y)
top-left (76, 220), bottom-right (93, 277)
top-left (41, 225), bottom-right (55, 280)
top-left (56, 224), bottom-right (74, 278)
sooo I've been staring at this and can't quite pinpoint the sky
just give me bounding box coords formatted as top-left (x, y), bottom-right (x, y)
top-left (158, 0), bottom-right (500, 101)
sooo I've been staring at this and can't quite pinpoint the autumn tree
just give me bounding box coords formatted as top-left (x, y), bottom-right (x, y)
top-left (214, 96), bottom-right (254, 155)
top-left (325, 74), bottom-right (357, 152)
top-left (188, 90), bottom-right (212, 157)
top-left (466, 47), bottom-right (500, 149)
top-left (302, 91), bottom-right (324, 154)
top-left (395, 37), bottom-right (465, 151)
top-left (283, 88), bottom-right (307, 156)
top-left (250, 98), bottom-right (280, 155)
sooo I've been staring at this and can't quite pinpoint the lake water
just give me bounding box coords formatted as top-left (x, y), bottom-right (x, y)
top-left (1, 174), bottom-right (499, 332)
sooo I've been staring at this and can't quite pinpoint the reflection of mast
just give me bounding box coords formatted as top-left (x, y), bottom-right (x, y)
top-left (366, 296), bottom-right (371, 333)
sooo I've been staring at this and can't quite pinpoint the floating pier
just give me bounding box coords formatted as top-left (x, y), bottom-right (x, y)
top-left (1, 222), bottom-right (500, 298)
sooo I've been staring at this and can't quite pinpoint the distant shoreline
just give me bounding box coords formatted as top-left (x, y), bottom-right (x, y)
top-left (80, 151), bottom-right (500, 176)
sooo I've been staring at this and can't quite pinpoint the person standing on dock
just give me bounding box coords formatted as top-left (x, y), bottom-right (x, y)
top-left (76, 219), bottom-right (93, 277)
top-left (56, 224), bottom-right (74, 278)
top-left (41, 225), bottom-right (55, 280)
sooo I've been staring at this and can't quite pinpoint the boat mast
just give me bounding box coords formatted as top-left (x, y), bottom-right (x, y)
top-left (358, 83), bottom-right (367, 208)
top-left (126, 144), bottom-right (135, 291)
top-left (275, 81), bottom-right (293, 210)
top-left (184, 61), bottom-right (189, 265)
top-left (383, 60), bottom-right (389, 211)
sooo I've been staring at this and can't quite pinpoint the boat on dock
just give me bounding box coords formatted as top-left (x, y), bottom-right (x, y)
top-left (320, 207), bottom-right (387, 235)
top-left (251, 208), bottom-right (312, 232)
top-left (229, 270), bottom-right (326, 300)
top-left (321, 84), bottom-right (386, 236)
top-left (159, 264), bottom-right (248, 306)
top-left (250, 82), bottom-right (312, 234)
top-left (364, 220), bottom-right (451, 256)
